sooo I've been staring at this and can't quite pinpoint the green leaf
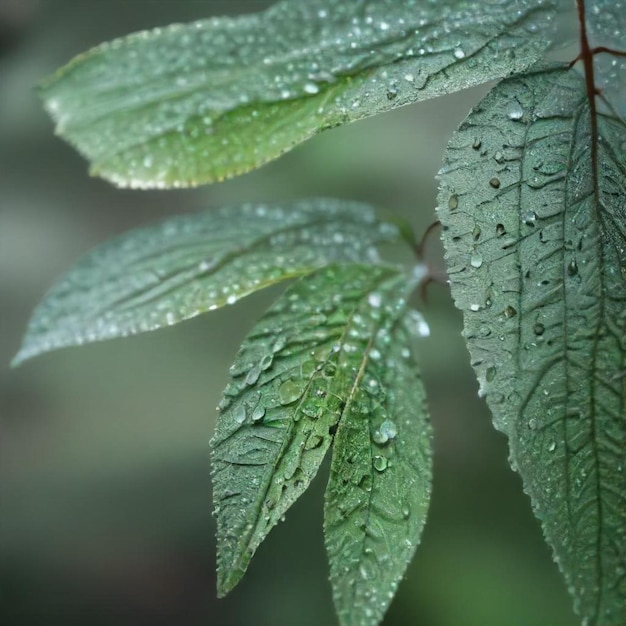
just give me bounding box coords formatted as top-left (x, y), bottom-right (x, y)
top-left (14, 199), bottom-right (398, 365)
top-left (438, 65), bottom-right (626, 625)
top-left (324, 312), bottom-right (432, 626)
top-left (211, 262), bottom-right (430, 600)
top-left (586, 0), bottom-right (626, 117)
top-left (41, 0), bottom-right (556, 188)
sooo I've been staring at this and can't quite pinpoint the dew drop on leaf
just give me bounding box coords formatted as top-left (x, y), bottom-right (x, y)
top-left (379, 419), bottom-right (398, 441)
top-left (470, 252), bottom-right (483, 268)
top-left (278, 379), bottom-right (302, 405)
top-left (251, 406), bottom-right (266, 423)
top-left (523, 210), bottom-right (537, 226)
top-left (259, 354), bottom-right (273, 370)
top-left (504, 305), bottom-right (517, 318)
top-left (506, 99), bottom-right (524, 120)
top-left (373, 455), bottom-right (388, 472)
top-left (234, 405), bottom-right (247, 425)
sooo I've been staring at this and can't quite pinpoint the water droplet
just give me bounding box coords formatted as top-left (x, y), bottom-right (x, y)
top-left (373, 429), bottom-right (388, 445)
top-left (489, 177), bottom-right (501, 189)
top-left (270, 335), bottom-right (286, 353)
top-left (486, 366), bottom-right (497, 382)
top-left (251, 406), bottom-right (266, 423)
top-left (470, 252), bottom-right (483, 268)
top-left (401, 504), bottom-right (410, 519)
top-left (373, 455), bottom-right (388, 472)
top-left (453, 47), bottom-right (465, 59)
top-left (301, 400), bottom-right (322, 419)
top-left (504, 306), bottom-right (517, 318)
top-left (523, 210), bottom-right (537, 226)
top-left (528, 418), bottom-right (538, 430)
top-left (303, 82), bottom-right (319, 95)
top-left (245, 366), bottom-right (261, 385)
top-left (470, 303), bottom-right (480, 312)
top-left (472, 138), bottom-right (482, 150)
top-left (368, 292), bottom-right (382, 308)
top-left (279, 380), bottom-right (302, 405)
top-left (567, 260), bottom-right (578, 276)
top-left (548, 440), bottom-right (556, 452)
top-left (507, 100), bottom-right (524, 120)
top-left (379, 420), bottom-right (397, 441)
top-left (386, 85), bottom-right (398, 100)
top-left (533, 323), bottom-right (545, 336)
top-left (448, 194), bottom-right (459, 210)
top-left (260, 354), bottom-right (273, 370)
top-left (234, 405), bottom-right (247, 424)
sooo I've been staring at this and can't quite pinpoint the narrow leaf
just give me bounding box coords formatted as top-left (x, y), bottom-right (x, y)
top-left (14, 199), bottom-right (398, 365)
top-left (324, 312), bottom-right (432, 626)
top-left (211, 263), bottom-right (420, 596)
top-left (438, 65), bottom-right (626, 625)
top-left (41, 0), bottom-right (556, 188)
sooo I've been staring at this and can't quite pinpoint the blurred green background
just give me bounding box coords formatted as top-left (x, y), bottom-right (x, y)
top-left (1, 1), bottom-right (579, 625)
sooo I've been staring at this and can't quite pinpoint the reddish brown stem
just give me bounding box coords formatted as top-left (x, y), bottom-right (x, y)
top-left (576, 0), bottom-right (599, 187)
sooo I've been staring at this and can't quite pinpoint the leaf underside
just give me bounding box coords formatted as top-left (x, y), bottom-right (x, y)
top-left (41, 0), bottom-right (556, 188)
top-left (211, 262), bottom-right (432, 626)
top-left (13, 199), bottom-right (398, 365)
top-left (438, 65), bottom-right (626, 625)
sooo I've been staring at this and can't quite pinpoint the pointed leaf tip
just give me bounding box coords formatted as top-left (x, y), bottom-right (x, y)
top-left (212, 262), bottom-right (431, 604)
top-left (16, 199), bottom-right (399, 364)
top-left (41, 0), bottom-right (556, 188)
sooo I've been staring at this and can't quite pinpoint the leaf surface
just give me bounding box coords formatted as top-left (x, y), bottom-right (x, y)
top-left (324, 311), bottom-right (432, 626)
top-left (587, 0), bottom-right (626, 117)
top-left (211, 263), bottom-right (431, 601)
top-left (14, 199), bottom-right (398, 365)
top-left (41, 0), bottom-right (556, 188)
top-left (438, 65), bottom-right (626, 625)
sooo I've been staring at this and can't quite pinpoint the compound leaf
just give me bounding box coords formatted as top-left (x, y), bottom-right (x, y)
top-left (41, 0), bottom-right (556, 188)
top-left (14, 199), bottom-right (398, 365)
top-left (438, 65), bottom-right (626, 625)
top-left (211, 262), bottom-right (431, 603)
top-left (324, 311), bottom-right (432, 626)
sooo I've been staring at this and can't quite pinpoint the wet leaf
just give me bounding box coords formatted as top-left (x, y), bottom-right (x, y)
top-left (211, 263), bottom-right (430, 599)
top-left (14, 199), bottom-right (398, 365)
top-left (41, 0), bottom-right (556, 188)
top-left (438, 65), bottom-right (626, 625)
top-left (587, 0), bottom-right (626, 117)
top-left (324, 313), bottom-right (432, 626)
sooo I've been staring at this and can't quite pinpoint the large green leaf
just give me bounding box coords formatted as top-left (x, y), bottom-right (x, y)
top-left (211, 262), bottom-right (431, 607)
top-left (14, 199), bottom-right (398, 365)
top-left (41, 0), bottom-right (556, 188)
top-left (324, 312), bottom-right (432, 626)
top-left (438, 65), bottom-right (626, 625)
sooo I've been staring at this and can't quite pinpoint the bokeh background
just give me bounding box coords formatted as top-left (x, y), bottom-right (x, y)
top-left (1, 1), bottom-right (580, 625)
